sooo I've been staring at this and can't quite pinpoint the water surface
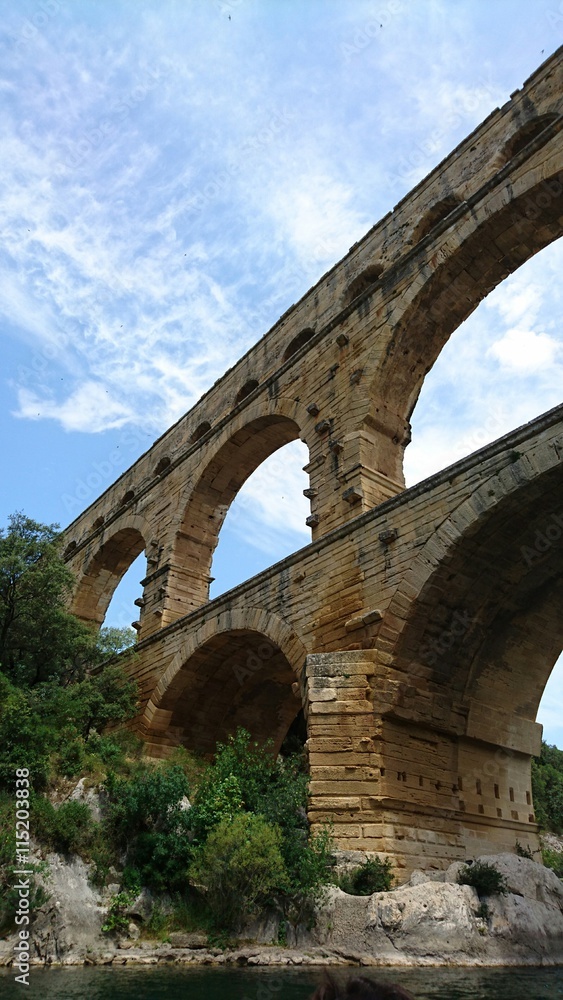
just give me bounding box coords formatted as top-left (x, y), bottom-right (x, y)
top-left (2, 965), bottom-right (563, 998)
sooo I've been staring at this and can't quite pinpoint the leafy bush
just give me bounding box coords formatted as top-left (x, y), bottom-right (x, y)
top-left (105, 762), bottom-right (193, 891)
top-left (457, 860), bottom-right (508, 897)
top-left (188, 812), bottom-right (287, 930)
top-left (102, 891), bottom-right (134, 936)
top-left (31, 796), bottom-right (94, 855)
top-left (339, 856), bottom-right (394, 895)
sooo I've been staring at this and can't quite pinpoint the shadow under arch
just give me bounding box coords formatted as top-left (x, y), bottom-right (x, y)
top-left (369, 160), bottom-right (563, 484)
top-left (142, 608), bottom-right (308, 756)
top-left (70, 513), bottom-right (151, 627)
top-left (169, 399), bottom-right (310, 615)
top-left (376, 440), bottom-right (563, 739)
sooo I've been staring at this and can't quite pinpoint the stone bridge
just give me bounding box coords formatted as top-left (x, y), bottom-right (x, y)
top-left (63, 48), bottom-right (563, 873)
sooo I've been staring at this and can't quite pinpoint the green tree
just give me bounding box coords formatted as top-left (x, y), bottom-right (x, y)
top-left (0, 513), bottom-right (97, 686)
top-left (532, 742), bottom-right (563, 833)
top-left (105, 763), bottom-right (193, 891)
top-left (188, 812), bottom-right (287, 930)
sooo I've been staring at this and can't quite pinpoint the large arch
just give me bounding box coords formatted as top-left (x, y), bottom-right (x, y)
top-left (369, 140), bottom-right (563, 485)
top-left (375, 436), bottom-right (562, 759)
top-left (141, 608), bottom-right (308, 756)
top-left (69, 513), bottom-right (151, 627)
top-left (166, 399), bottom-right (311, 616)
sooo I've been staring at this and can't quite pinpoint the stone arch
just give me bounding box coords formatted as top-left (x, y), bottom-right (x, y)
top-left (410, 194), bottom-right (462, 245)
top-left (376, 435), bottom-right (563, 731)
top-left (235, 378), bottom-right (259, 404)
top-left (500, 113), bottom-right (560, 164)
top-left (168, 397), bottom-right (311, 616)
top-left (283, 327), bottom-right (316, 361)
top-left (190, 420), bottom-right (212, 443)
top-left (69, 512), bottom-right (152, 627)
top-left (370, 154), bottom-right (563, 485)
top-left (142, 608), bottom-right (308, 756)
top-left (344, 264), bottom-right (384, 305)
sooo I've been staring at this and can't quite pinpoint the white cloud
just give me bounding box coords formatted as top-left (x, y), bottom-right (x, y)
top-left (15, 381), bottom-right (134, 433)
top-left (488, 327), bottom-right (560, 372)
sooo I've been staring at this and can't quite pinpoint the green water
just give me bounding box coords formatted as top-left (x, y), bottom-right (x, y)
top-left (1, 965), bottom-right (563, 998)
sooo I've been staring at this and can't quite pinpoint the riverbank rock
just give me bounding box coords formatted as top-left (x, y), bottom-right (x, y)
top-left (1, 850), bottom-right (562, 967)
top-left (311, 853), bottom-right (563, 965)
top-left (30, 852), bottom-right (107, 964)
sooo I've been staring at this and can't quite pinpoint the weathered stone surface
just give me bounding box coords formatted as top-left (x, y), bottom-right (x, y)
top-left (168, 932), bottom-right (208, 949)
top-left (31, 852), bottom-right (107, 963)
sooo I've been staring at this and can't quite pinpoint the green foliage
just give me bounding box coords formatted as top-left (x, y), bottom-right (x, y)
top-left (541, 846), bottom-right (563, 878)
top-left (0, 792), bottom-right (50, 932)
top-left (102, 890), bottom-right (134, 936)
top-left (105, 762), bottom-right (193, 892)
top-left (31, 796), bottom-right (94, 855)
top-left (339, 856), bottom-right (394, 896)
top-left (188, 812), bottom-right (287, 931)
top-left (0, 513), bottom-right (97, 687)
top-left (532, 742), bottom-right (563, 833)
top-left (0, 673), bottom-right (53, 788)
top-left (457, 860), bottom-right (508, 897)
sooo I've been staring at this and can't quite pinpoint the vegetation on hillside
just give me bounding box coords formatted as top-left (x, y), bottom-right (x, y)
top-left (0, 513), bottom-right (334, 937)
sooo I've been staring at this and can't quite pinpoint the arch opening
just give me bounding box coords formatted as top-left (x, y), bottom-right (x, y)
top-left (388, 466), bottom-right (563, 733)
top-left (404, 235), bottom-right (563, 487)
top-left (172, 415), bottom-right (309, 615)
top-left (344, 264), bottom-right (384, 305)
top-left (376, 169), bottom-right (563, 489)
top-left (156, 630), bottom-right (304, 757)
top-left (410, 195), bottom-right (461, 245)
top-left (235, 379), bottom-right (259, 404)
top-left (209, 439), bottom-right (309, 599)
top-left (501, 113), bottom-right (560, 164)
top-left (70, 526), bottom-right (147, 629)
top-left (283, 328), bottom-right (316, 361)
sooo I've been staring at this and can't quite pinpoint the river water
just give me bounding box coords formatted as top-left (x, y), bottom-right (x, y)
top-left (1, 965), bottom-right (563, 998)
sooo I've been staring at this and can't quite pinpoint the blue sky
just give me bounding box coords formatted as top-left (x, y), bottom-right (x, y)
top-left (0, 0), bottom-right (562, 743)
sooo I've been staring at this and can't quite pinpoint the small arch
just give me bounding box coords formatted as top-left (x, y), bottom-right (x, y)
top-left (153, 456), bottom-right (171, 477)
top-left (119, 489), bottom-right (135, 507)
top-left (283, 328), bottom-right (316, 362)
top-left (70, 524), bottom-right (148, 627)
top-left (92, 516), bottom-right (104, 531)
top-left (191, 420), bottom-right (212, 443)
top-left (64, 540), bottom-right (77, 559)
top-left (410, 196), bottom-right (461, 246)
top-left (501, 113), bottom-right (559, 164)
top-left (343, 264), bottom-right (384, 304)
top-left (235, 379), bottom-right (259, 405)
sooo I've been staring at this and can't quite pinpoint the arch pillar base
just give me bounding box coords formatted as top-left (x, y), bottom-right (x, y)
top-left (302, 652), bottom-right (541, 877)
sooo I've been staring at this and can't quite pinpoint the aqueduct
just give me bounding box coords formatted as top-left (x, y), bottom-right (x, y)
top-left (63, 48), bottom-right (563, 874)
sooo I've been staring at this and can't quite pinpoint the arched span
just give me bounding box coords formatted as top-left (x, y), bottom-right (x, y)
top-left (69, 513), bottom-right (151, 627)
top-left (376, 431), bottom-right (563, 744)
top-left (167, 398), bottom-right (311, 616)
top-left (370, 144), bottom-right (563, 482)
top-left (142, 608), bottom-right (308, 756)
